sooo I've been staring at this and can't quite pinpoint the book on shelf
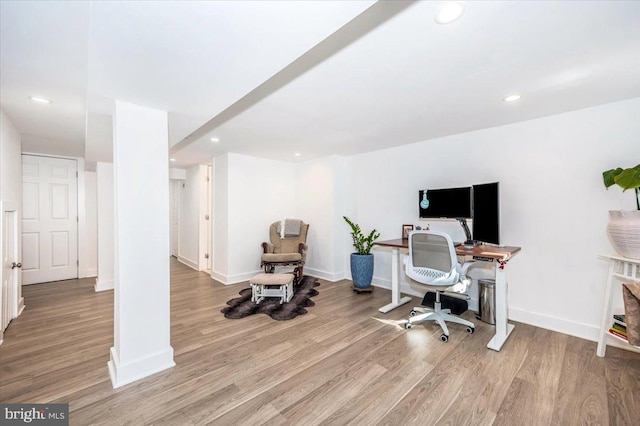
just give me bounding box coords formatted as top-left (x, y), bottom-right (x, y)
top-left (608, 328), bottom-right (628, 341)
top-left (611, 322), bottom-right (627, 335)
top-left (613, 314), bottom-right (626, 324)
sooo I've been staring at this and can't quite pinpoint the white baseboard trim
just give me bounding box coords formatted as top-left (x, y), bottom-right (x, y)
top-left (108, 346), bottom-right (175, 389)
top-left (213, 268), bottom-right (343, 285)
top-left (84, 268), bottom-right (97, 278)
top-left (231, 271), bottom-right (262, 284)
top-left (369, 275), bottom-right (388, 289)
top-left (371, 275), bottom-right (422, 298)
top-left (210, 270), bottom-right (262, 285)
top-left (177, 256), bottom-right (199, 271)
top-left (304, 267), bottom-right (345, 282)
top-left (95, 278), bottom-right (114, 292)
top-left (210, 270), bottom-right (228, 284)
top-left (509, 307), bottom-right (599, 342)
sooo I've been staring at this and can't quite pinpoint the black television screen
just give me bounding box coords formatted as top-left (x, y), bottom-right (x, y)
top-left (419, 186), bottom-right (472, 219)
top-left (472, 182), bottom-right (500, 244)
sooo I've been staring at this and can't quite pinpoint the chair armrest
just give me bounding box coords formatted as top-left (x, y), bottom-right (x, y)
top-left (448, 261), bottom-right (476, 294)
top-left (297, 243), bottom-right (307, 255)
top-left (458, 260), bottom-right (476, 278)
top-left (262, 242), bottom-right (274, 254)
top-left (457, 260), bottom-right (477, 289)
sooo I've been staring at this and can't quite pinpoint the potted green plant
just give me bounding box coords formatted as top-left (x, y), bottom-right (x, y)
top-left (603, 164), bottom-right (640, 259)
top-left (343, 216), bottom-right (380, 289)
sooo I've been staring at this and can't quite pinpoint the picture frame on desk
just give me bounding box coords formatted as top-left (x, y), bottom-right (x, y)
top-left (402, 224), bottom-right (414, 239)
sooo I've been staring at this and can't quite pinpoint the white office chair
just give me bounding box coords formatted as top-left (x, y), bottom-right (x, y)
top-left (404, 230), bottom-right (475, 342)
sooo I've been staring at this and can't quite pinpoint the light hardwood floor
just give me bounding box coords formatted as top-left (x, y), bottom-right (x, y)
top-left (1, 258), bottom-right (639, 425)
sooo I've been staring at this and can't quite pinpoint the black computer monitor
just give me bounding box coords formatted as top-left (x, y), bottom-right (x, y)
top-left (472, 182), bottom-right (500, 244)
top-left (419, 186), bottom-right (472, 219)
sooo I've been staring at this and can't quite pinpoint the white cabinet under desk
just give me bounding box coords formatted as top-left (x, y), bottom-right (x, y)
top-left (597, 254), bottom-right (640, 357)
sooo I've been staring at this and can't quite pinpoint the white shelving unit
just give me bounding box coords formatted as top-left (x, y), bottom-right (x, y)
top-left (597, 254), bottom-right (640, 357)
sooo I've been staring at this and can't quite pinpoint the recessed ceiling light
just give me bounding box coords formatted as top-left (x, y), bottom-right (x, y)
top-left (503, 94), bottom-right (521, 103)
top-left (210, 137), bottom-right (220, 143)
top-left (169, 158), bottom-right (176, 162)
top-left (435, 2), bottom-right (464, 24)
top-left (29, 96), bottom-right (51, 104)
top-left (294, 153), bottom-right (301, 157)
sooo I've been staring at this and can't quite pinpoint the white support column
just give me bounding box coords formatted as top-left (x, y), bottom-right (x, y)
top-left (95, 162), bottom-right (114, 291)
top-left (108, 101), bottom-right (174, 388)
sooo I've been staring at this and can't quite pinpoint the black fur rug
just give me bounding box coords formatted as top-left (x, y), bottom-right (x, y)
top-left (221, 276), bottom-right (320, 320)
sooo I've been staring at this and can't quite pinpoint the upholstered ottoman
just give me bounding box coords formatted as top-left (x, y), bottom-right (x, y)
top-left (250, 273), bottom-right (294, 304)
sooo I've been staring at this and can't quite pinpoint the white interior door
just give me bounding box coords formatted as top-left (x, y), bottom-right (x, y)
top-left (207, 165), bottom-right (212, 271)
top-left (22, 155), bottom-right (78, 285)
top-left (2, 210), bottom-right (19, 331)
top-left (170, 180), bottom-right (179, 257)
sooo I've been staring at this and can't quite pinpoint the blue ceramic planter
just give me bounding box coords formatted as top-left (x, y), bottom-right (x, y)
top-left (350, 253), bottom-right (374, 288)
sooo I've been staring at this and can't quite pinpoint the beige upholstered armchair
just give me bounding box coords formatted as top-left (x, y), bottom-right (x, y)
top-left (261, 220), bottom-right (309, 283)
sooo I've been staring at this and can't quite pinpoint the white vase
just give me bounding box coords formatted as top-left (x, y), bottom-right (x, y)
top-left (607, 210), bottom-right (640, 259)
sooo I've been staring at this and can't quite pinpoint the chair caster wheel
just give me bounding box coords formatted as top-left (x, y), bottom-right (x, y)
top-left (409, 310), bottom-right (417, 317)
top-left (405, 322), bottom-right (413, 330)
top-left (440, 334), bottom-right (449, 342)
top-left (466, 326), bottom-right (475, 334)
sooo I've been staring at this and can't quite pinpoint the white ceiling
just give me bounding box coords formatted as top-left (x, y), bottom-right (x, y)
top-left (2, 1), bottom-right (640, 169)
top-left (0, 1), bottom-right (89, 157)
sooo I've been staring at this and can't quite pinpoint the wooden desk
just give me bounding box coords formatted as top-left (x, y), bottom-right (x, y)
top-left (374, 238), bottom-right (521, 351)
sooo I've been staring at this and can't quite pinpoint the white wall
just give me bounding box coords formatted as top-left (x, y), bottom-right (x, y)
top-left (295, 155), bottom-right (351, 281)
top-left (201, 98), bottom-right (638, 342)
top-left (169, 168), bottom-right (187, 180)
top-left (212, 153), bottom-right (296, 284)
top-left (84, 171), bottom-right (98, 277)
top-left (96, 162), bottom-right (114, 291)
top-left (176, 165), bottom-right (200, 269)
top-left (0, 110), bottom-right (24, 341)
top-left (213, 154), bottom-right (229, 280)
top-left (1, 111), bottom-right (22, 207)
top-left (349, 97), bottom-right (640, 341)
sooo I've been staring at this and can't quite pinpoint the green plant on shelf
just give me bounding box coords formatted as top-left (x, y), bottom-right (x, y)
top-left (603, 163), bottom-right (640, 210)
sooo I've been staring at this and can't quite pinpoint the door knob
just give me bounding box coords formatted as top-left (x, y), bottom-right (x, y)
top-left (11, 262), bottom-right (22, 269)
